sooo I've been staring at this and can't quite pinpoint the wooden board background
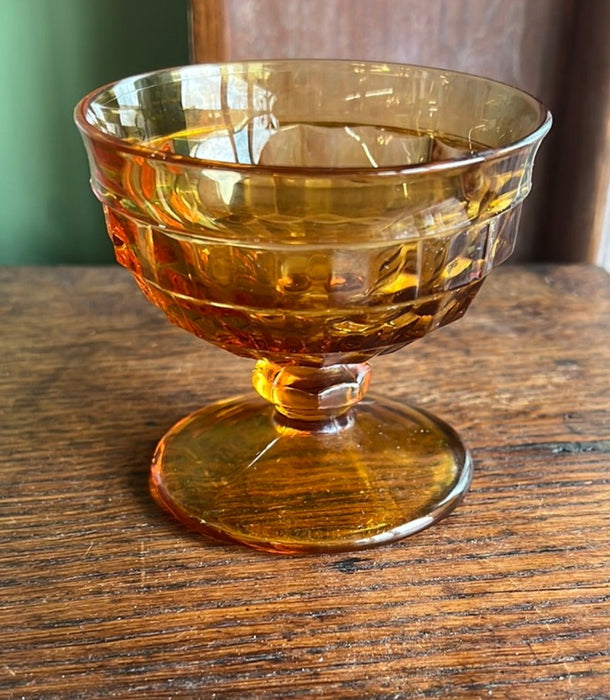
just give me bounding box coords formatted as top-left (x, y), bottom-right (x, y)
top-left (1, 264), bottom-right (609, 697)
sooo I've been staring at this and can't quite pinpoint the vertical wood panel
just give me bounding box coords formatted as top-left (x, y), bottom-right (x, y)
top-left (189, 0), bottom-right (226, 62)
top-left (189, 0), bottom-right (586, 262)
top-left (539, 0), bottom-right (610, 265)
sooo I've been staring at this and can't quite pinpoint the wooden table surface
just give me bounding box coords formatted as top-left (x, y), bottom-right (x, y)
top-left (2, 264), bottom-right (609, 698)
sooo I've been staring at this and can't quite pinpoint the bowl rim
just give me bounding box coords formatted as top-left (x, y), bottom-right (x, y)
top-left (74, 58), bottom-right (552, 177)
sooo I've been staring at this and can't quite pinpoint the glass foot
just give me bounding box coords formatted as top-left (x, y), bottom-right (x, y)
top-left (150, 395), bottom-right (472, 553)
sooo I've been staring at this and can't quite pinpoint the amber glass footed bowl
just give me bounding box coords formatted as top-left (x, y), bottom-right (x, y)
top-left (76, 60), bottom-right (551, 553)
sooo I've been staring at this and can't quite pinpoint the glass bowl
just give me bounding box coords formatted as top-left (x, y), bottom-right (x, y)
top-left (75, 60), bottom-right (551, 553)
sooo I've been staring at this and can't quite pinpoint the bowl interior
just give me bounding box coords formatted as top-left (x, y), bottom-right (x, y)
top-left (79, 61), bottom-right (550, 171)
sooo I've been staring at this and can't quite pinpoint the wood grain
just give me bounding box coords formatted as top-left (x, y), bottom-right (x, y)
top-left (2, 265), bottom-right (610, 698)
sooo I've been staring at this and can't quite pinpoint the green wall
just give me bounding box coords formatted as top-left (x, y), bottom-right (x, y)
top-left (0, 0), bottom-right (189, 264)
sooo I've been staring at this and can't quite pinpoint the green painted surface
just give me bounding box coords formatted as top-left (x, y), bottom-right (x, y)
top-left (0, 0), bottom-right (189, 264)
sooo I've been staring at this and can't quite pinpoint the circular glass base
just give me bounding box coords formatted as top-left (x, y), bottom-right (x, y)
top-left (150, 395), bottom-right (472, 554)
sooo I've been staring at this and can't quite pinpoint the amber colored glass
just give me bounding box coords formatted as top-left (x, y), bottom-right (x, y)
top-left (75, 60), bottom-right (551, 553)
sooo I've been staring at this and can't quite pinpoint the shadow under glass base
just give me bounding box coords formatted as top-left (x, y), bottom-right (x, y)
top-left (150, 395), bottom-right (472, 554)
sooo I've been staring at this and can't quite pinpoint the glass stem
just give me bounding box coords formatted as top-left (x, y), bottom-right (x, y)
top-left (252, 360), bottom-right (371, 427)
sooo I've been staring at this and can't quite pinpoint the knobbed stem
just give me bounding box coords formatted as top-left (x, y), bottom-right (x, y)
top-left (252, 360), bottom-right (371, 423)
